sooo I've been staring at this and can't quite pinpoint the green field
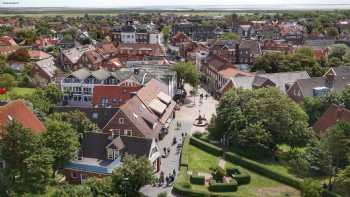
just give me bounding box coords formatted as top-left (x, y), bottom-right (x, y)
top-left (0, 87), bottom-right (36, 100)
top-left (180, 144), bottom-right (300, 197)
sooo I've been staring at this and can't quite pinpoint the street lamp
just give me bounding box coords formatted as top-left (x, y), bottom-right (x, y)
top-left (121, 177), bottom-right (129, 197)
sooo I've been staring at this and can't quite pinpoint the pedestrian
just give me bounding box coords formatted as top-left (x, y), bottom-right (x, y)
top-left (181, 132), bottom-right (184, 138)
top-left (160, 171), bottom-right (164, 186)
top-left (205, 94), bottom-right (208, 100)
top-left (169, 173), bottom-right (173, 182)
top-left (165, 176), bottom-right (169, 186)
top-left (167, 147), bottom-right (170, 155)
top-left (173, 169), bottom-right (176, 177)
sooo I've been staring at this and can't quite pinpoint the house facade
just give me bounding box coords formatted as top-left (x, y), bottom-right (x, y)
top-left (64, 132), bottom-right (161, 184)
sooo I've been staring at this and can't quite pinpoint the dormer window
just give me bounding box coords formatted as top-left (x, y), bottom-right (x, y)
top-left (119, 118), bottom-right (124, 124)
top-left (107, 148), bottom-right (119, 160)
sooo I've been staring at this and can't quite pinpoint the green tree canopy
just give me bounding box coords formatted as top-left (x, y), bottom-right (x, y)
top-left (211, 87), bottom-right (311, 157)
top-left (112, 154), bottom-right (155, 196)
top-left (0, 121), bottom-right (53, 194)
top-left (219, 32), bottom-right (240, 41)
top-left (43, 119), bottom-right (79, 176)
top-left (173, 61), bottom-right (200, 88)
top-left (48, 110), bottom-right (98, 135)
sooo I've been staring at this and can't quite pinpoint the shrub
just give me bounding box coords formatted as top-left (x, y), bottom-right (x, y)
top-left (226, 168), bottom-right (240, 176)
top-left (212, 166), bottom-right (226, 182)
top-left (224, 152), bottom-right (301, 189)
top-left (157, 192), bottom-right (167, 197)
top-left (193, 132), bottom-right (203, 138)
top-left (233, 174), bottom-right (251, 185)
top-left (189, 137), bottom-right (223, 156)
top-left (190, 175), bottom-right (205, 185)
top-left (180, 137), bottom-right (190, 168)
top-left (208, 179), bottom-right (238, 192)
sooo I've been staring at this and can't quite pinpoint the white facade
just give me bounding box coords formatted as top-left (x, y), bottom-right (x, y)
top-left (149, 33), bottom-right (161, 44)
top-left (121, 32), bottom-right (136, 43)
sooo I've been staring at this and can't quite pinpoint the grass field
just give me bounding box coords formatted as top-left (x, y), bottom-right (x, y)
top-left (184, 144), bottom-right (300, 197)
top-left (0, 87), bottom-right (36, 100)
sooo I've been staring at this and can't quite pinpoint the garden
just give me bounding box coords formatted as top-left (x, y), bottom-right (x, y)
top-left (173, 137), bottom-right (301, 197)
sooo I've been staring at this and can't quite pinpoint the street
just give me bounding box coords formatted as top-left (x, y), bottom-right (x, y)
top-left (139, 85), bottom-right (218, 197)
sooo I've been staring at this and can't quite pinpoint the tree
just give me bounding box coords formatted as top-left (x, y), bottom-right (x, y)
top-left (0, 121), bottom-right (53, 194)
top-left (301, 179), bottom-right (323, 197)
top-left (333, 165), bottom-right (350, 196)
top-left (48, 111), bottom-right (98, 135)
top-left (251, 52), bottom-right (285, 73)
top-left (25, 84), bottom-right (63, 115)
top-left (219, 32), bottom-right (240, 40)
top-left (52, 184), bottom-right (93, 197)
top-left (212, 87), bottom-right (311, 156)
top-left (8, 48), bottom-right (30, 62)
top-left (296, 47), bottom-right (315, 58)
top-left (326, 27), bottom-right (339, 38)
top-left (161, 25), bottom-right (171, 45)
top-left (0, 73), bottom-right (16, 90)
top-left (329, 44), bottom-right (350, 60)
top-left (85, 177), bottom-right (117, 197)
top-left (43, 119), bottom-right (79, 177)
top-left (172, 61), bottom-right (200, 89)
top-left (112, 154), bottom-right (155, 196)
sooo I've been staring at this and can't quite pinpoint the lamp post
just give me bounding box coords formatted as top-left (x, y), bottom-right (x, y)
top-left (121, 177), bottom-right (129, 197)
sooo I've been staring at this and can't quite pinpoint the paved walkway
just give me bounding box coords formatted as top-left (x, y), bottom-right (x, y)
top-left (139, 85), bottom-right (218, 197)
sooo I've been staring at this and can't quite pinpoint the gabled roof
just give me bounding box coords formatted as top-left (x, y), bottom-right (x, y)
top-left (63, 45), bottom-right (94, 64)
top-left (109, 96), bottom-right (160, 139)
top-left (240, 40), bottom-right (262, 55)
top-left (294, 76), bottom-right (350, 97)
top-left (324, 66), bottom-right (350, 77)
top-left (0, 100), bottom-right (46, 134)
top-left (92, 85), bottom-right (141, 107)
top-left (35, 57), bottom-right (58, 78)
top-left (81, 132), bottom-right (153, 160)
top-left (313, 104), bottom-right (350, 136)
top-left (233, 71), bottom-right (310, 93)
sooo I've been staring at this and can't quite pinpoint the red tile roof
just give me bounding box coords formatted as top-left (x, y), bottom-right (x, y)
top-left (27, 50), bottom-right (51, 60)
top-left (0, 100), bottom-right (46, 134)
top-left (218, 67), bottom-right (255, 79)
top-left (92, 85), bottom-right (141, 107)
top-left (0, 36), bottom-right (18, 46)
top-left (313, 104), bottom-right (350, 136)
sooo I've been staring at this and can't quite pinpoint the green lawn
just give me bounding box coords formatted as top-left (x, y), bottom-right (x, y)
top-left (0, 87), bottom-right (36, 100)
top-left (185, 144), bottom-right (300, 197)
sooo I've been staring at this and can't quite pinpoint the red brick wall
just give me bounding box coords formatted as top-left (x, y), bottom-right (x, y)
top-left (103, 111), bottom-right (145, 138)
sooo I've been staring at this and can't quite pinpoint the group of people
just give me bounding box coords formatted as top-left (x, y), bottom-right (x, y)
top-left (158, 169), bottom-right (176, 187)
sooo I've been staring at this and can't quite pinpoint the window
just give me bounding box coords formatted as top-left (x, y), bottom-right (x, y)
top-left (124, 129), bottom-right (132, 136)
top-left (107, 148), bottom-right (114, 160)
top-left (112, 129), bottom-right (120, 136)
top-left (0, 160), bottom-right (5, 169)
top-left (71, 172), bottom-right (78, 179)
top-left (119, 118), bottom-right (124, 124)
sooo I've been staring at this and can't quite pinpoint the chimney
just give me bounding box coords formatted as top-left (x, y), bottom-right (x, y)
top-left (235, 43), bottom-right (240, 63)
top-left (325, 73), bottom-right (335, 89)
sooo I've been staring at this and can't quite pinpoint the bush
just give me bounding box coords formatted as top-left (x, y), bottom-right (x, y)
top-left (226, 168), bottom-right (240, 176)
top-left (212, 166), bottom-right (226, 182)
top-left (193, 132), bottom-right (203, 138)
top-left (233, 174), bottom-right (251, 185)
top-left (189, 137), bottom-right (223, 156)
top-left (157, 192), bottom-right (167, 197)
top-left (190, 175), bottom-right (205, 185)
top-left (224, 152), bottom-right (301, 189)
top-left (208, 179), bottom-right (238, 192)
top-left (180, 137), bottom-right (190, 168)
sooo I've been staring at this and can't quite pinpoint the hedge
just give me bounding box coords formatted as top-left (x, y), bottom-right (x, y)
top-left (233, 174), bottom-right (251, 185)
top-left (173, 167), bottom-right (239, 197)
top-left (323, 190), bottom-right (343, 197)
top-left (190, 137), bottom-right (223, 156)
top-left (190, 175), bottom-right (205, 185)
top-left (180, 137), bottom-right (190, 168)
top-left (208, 179), bottom-right (238, 192)
top-left (224, 152), bottom-right (301, 189)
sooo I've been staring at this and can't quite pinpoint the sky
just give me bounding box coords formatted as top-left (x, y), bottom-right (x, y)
top-left (0, 0), bottom-right (350, 8)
